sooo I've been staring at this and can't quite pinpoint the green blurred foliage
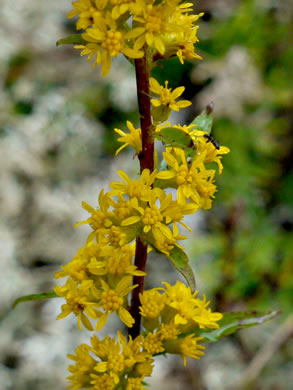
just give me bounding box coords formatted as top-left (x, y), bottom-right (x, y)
top-left (190, 0), bottom-right (293, 314)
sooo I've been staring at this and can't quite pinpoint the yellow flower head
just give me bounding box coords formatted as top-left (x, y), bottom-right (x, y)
top-left (67, 0), bottom-right (203, 74)
top-left (134, 358), bottom-right (154, 377)
top-left (67, 344), bottom-right (96, 390)
top-left (109, 0), bottom-right (140, 19)
top-left (97, 244), bottom-right (145, 277)
top-left (143, 332), bottom-right (164, 354)
top-left (110, 169), bottom-right (157, 201)
top-left (159, 321), bottom-right (180, 341)
top-left (126, 377), bottom-right (145, 390)
top-left (162, 281), bottom-right (223, 330)
top-left (90, 373), bottom-right (115, 390)
top-left (175, 27), bottom-right (202, 64)
top-left (75, 13), bottom-right (144, 76)
top-left (163, 281), bottom-right (197, 307)
top-left (139, 289), bottom-right (166, 319)
top-left (55, 280), bottom-right (100, 331)
top-left (55, 253), bottom-right (88, 282)
top-left (132, 1), bottom-right (183, 55)
top-left (159, 191), bottom-right (197, 232)
top-left (157, 147), bottom-right (217, 207)
top-left (55, 240), bottom-right (106, 282)
top-left (141, 198), bottom-right (163, 233)
top-left (115, 121), bottom-right (142, 156)
top-left (178, 334), bottom-right (205, 366)
top-left (150, 77), bottom-right (191, 112)
top-left (94, 337), bottom-right (125, 384)
top-left (89, 331), bottom-right (150, 385)
top-left (117, 331), bottom-right (150, 368)
top-left (192, 295), bottom-right (223, 329)
top-left (120, 189), bottom-right (177, 254)
top-left (95, 276), bottom-right (137, 330)
top-left (196, 132), bottom-right (230, 174)
top-left (67, 0), bottom-right (106, 30)
top-left (109, 193), bottom-right (135, 220)
top-left (75, 189), bottom-right (114, 241)
top-left (99, 225), bottom-right (130, 248)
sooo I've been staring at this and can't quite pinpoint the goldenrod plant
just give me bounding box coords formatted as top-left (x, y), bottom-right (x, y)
top-left (12, 1), bottom-right (279, 389)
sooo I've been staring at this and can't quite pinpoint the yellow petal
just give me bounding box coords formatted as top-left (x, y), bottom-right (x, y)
top-left (149, 77), bottom-right (161, 93)
top-left (121, 216), bottom-right (141, 226)
top-left (86, 29), bottom-right (104, 41)
top-left (125, 27), bottom-right (145, 39)
top-left (85, 306), bottom-right (99, 319)
top-left (156, 170), bottom-right (176, 179)
top-left (145, 32), bottom-right (154, 46)
top-left (176, 100), bottom-right (192, 108)
top-left (81, 313), bottom-right (93, 331)
top-left (56, 310), bottom-right (71, 320)
top-left (116, 275), bottom-right (132, 294)
top-left (219, 146), bottom-right (230, 154)
top-left (81, 201), bottom-right (95, 213)
top-left (67, 10), bottom-right (78, 19)
top-left (96, 312), bottom-right (108, 331)
top-left (101, 51), bottom-right (111, 77)
top-left (123, 47), bottom-right (144, 59)
top-left (118, 169), bottom-right (131, 184)
top-left (95, 361), bottom-right (108, 373)
top-left (163, 152), bottom-right (178, 169)
top-left (119, 307), bottom-right (135, 327)
top-left (154, 36), bottom-right (165, 55)
top-left (133, 35), bottom-right (146, 51)
top-left (172, 86), bottom-right (185, 99)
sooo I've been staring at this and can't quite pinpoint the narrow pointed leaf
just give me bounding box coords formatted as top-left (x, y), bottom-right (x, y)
top-left (191, 105), bottom-right (213, 134)
top-left (56, 35), bottom-right (87, 47)
top-left (195, 310), bottom-right (280, 343)
top-left (12, 291), bottom-right (59, 309)
top-left (166, 246), bottom-right (196, 292)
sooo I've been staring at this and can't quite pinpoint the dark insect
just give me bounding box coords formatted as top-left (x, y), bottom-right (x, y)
top-left (204, 134), bottom-right (220, 150)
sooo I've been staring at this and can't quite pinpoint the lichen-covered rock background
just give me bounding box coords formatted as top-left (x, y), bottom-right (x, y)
top-left (1, 1), bottom-right (292, 389)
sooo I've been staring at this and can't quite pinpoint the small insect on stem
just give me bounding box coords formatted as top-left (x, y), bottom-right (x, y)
top-left (204, 134), bottom-right (220, 150)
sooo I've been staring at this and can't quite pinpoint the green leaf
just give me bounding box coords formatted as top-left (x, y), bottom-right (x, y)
top-left (12, 291), bottom-right (59, 309)
top-left (196, 310), bottom-right (280, 343)
top-left (154, 127), bottom-right (196, 158)
top-left (191, 104), bottom-right (213, 134)
top-left (167, 246), bottom-right (196, 292)
top-left (56, 34), bottom-right (87, 47)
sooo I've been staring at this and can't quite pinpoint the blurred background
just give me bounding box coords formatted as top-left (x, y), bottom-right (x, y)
top-left (0, 0), bottom-right (292, 389)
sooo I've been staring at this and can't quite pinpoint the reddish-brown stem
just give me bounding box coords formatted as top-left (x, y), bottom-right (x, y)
top-left (129, 237), bottom-right (148, 338)
top-left (135, 54), bottom-right (154, 173)
top-left (129, 51), bottom-right (154, 339)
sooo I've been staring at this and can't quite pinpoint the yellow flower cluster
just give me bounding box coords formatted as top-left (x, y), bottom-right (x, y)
top-left (54, 114), bottom-right (229, 332)
top-left (53, 168), bottom-right (191, 331)
top-left (156, 137), bottom-right (229, 208)
top-left (65, 281), bottom-right (222, 389)
top-left (139, 281), bottom-right (222, 366)
top-left (68, 0), bottom-right (203, 75)
top-left (55, 246), bottom-right (140, 330)
top-left (55, 2), bottom-right (230, 386)
top-left (116, 121), bottom-right (230, 208)
top-left (67, 330), bottom-right (153, 389)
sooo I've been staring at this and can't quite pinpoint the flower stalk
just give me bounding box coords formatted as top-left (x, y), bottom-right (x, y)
top-left (53, 2), bottom-right (231, 388)
top-left (135, 53), bottom-right (154, 173)
top-left (130, 51), bottom-right (154, 339)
